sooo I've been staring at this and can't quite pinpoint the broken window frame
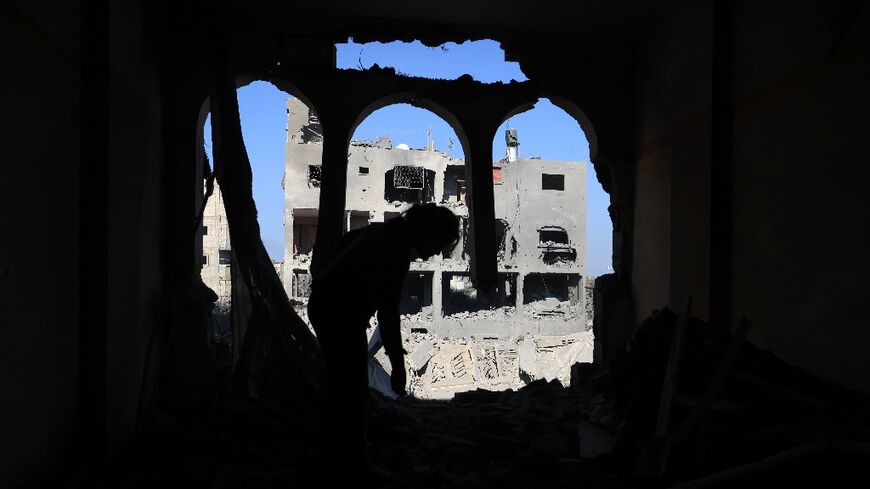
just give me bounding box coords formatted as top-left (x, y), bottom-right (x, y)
top-left (537, 226), bottom-right (577, 264)
top-left (384, 166), bottom-right (436, 203)
top-left (393, 165), bottom-right (425, 189)
top-left (442, 272), bottom-right (517, 316)
top-left (522, 273), bottom-right (582, 305)
top-left (443, 165), bottom-right (467, 203)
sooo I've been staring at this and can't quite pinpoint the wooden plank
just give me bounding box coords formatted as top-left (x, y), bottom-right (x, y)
top-left (673, 316), bottom-right (751, 443)
top-left (636, 296), bottom-right (692, 476)
top-left (656, 296), bottom-right (693, 436)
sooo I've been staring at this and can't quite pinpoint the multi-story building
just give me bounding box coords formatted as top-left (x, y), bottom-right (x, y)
top-left (283, 98), bottom-right (588, 338)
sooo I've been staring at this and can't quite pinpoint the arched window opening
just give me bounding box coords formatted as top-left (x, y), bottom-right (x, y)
top-left (198, 80), bottom-right (321, 352)
top-left (342, 103), bottom-right (466, 329)
top-left (475, 97), bottom-right (609, 385)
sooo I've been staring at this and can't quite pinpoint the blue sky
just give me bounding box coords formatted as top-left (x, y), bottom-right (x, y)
top-left (205, 40), bottom-right (613, 276)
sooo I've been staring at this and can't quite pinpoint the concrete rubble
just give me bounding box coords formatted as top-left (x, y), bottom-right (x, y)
top-left (392, 327), bottom-right (592, 400)
top-left (287, 300), bottom-right (594, 399)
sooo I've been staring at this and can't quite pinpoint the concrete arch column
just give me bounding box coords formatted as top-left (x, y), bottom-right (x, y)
top-left (307, 104), bottom-right (357, 276)
top-left (451, 113), bottom-right (502, 290)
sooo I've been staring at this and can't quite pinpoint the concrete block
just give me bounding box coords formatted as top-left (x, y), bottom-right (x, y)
top-left (409, 340), bottom-right (436, 371)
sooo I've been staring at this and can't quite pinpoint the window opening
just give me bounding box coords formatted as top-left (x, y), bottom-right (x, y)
top-left (308, 164), bottom-right (322, 188)
top-left (400, 272), bottom-right (434, 318)
top-left (443, 165), bottom-right (467, 204)
top-left (522, 273), bottom-right (582, 319)
top-left (443, 273), bottom-right (517, 316)
top-left (292, 209), bottom-right (318, 259)
top-left (346, 210), bottom-right (370, 232)
top-left (384, 166), bottom-right (435, 203)
top-left (541, 173), bottom-right (565, 191)
top-left (538, 226), bottom-right (577, 264)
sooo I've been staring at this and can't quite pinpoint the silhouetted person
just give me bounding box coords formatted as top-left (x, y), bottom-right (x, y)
top-left (308, 203), bottom-right (459, 470)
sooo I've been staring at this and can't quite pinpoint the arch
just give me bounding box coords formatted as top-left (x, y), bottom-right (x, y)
top-left (495, 95), bottom-right (599, 162)
top-left (236, 74), bottom-right (322, 121)
top-left (491, 96), bottom-right (613, 280)
top-left (545, 95), bottom-right (599, 161)
top-left (351, 93), bottom-right (471, 162)
top-left (194, 74), bottom-right (322, 167)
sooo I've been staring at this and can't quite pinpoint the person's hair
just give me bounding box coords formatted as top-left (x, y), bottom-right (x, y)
top-left (402, 203), bottom-right (459, 249)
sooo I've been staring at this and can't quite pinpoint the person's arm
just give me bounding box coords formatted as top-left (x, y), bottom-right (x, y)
top-left (378, 262), bottom-right (408, 395)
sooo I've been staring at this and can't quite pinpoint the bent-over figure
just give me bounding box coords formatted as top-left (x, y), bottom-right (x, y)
top-left (308, 203), bottom-right (459, 468)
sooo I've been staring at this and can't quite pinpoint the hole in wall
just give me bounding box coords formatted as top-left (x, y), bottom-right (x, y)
top-left (336, 38), bottom-right (527, 84)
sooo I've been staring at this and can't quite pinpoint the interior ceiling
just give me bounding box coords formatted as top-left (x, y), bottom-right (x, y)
top-left (213, 0), bottom-right (668, 44)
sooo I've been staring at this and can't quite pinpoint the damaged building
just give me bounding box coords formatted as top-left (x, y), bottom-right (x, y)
top-left (202, 98), bottom-right (593, 397)
top-left (283, 99), bottom-right (589, 335)
top-left (5, 0), bottom-right (870, 487)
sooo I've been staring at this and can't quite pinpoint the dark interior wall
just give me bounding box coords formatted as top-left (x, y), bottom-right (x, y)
top-left (632, 1), bottom-right (713, 323)
top-left (1, 1), bottom-right (167, 483)
top-left (730, 1), bottom-right (870, 389)
top-left (632, 0), bottom-right (870, 389)
top-left (105, 0), bottom-right (165, 448)
top-left (0, 1), bottom-right (82, 484)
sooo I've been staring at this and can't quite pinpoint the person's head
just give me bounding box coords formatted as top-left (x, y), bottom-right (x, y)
top-left (402, 204), bottom-right (459, 259)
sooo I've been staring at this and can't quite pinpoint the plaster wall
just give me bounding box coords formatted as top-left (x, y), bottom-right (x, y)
top-left (632, 0), bottom-right (713, 324)
top-left (0, 1), bottom-right (82, 483)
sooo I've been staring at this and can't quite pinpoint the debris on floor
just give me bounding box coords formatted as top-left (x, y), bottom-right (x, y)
top-left (99, 307), bottom-right (869, 488)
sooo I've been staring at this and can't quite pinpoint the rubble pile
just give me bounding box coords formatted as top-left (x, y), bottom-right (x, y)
top-left (366, 379), bottom-right (625, 489)
top-left (394, 330), bottom-right (594, 399)
top-left (443, 305), bottom-right (513, 321)
top-left (400, 310), bottom-right (435, 323)
top-left (595, 307), bottom-right (870, 485)
top-left (104, 308), bottom-right (868, 488)
top-left (363, 307), bottom-right (870, 487)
